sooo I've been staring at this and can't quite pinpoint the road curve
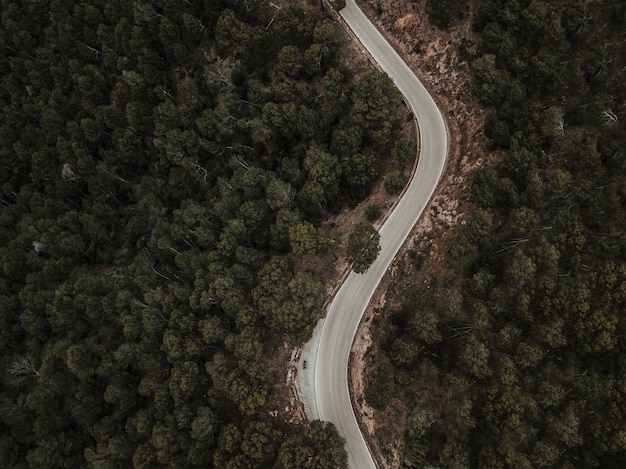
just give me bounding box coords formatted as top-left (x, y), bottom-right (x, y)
top-left (311, 2), bottom-right (449, 468)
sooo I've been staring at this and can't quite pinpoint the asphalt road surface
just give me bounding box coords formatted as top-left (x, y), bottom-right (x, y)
top-left (313, 1), bottom-right (448, 468)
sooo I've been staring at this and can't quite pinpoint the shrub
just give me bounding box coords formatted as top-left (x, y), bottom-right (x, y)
top-left (365, 203), bottom-right (382, 221)
top-left (384, 170), bottom-right (406, 194)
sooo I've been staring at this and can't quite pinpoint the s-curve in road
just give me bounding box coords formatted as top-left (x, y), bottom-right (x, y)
top-left (313, 1), bottom-right (448, 468)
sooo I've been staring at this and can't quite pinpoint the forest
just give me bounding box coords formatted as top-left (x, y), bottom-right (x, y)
top-left (0, 0), bottom-right (404, 467)
top-left (365, 0), bottom-right (626, 468)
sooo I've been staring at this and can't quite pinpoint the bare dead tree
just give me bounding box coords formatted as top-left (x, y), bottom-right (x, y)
top-left (601, 108), bottom-right (619, 126)
top-left (132, 298), bottom-right (148, 308)
top-left (83, 43), bottom-right (101, 58)
top-left (183, 234), bottom-right (195, 248)
top-left (193, 18), bottom-right (209, 36)
top-left (555, 115), bottom-right (565, 135)
top-left (493, 238), bottom-right (529, 254)
top-left (0, 395), bottom-right (27, 420)
top-left (216, 59), bottom-right (234, 88)
top-left (8, 356), bottom-right (39, 386)
top-left (152, 265), bottom-right (175, 280)
top-left (448, 325), bottom-right (474, 339)
top-left (226, 143), bottom-right (254, 152)
top-left (135, 3), bottom-right (164, 19)
top-left (231, 154), bottom-right (250, 170)
top-left (192, 161), bottom-right (209, 182)
top-left (98, 164), bottom-right (130, 184)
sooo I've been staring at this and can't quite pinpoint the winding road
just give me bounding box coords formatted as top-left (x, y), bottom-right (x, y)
top-left (300, 1), bottom-right (448, 468)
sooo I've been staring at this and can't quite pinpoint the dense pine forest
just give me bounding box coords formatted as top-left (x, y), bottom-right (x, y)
top-left (366, 0), bottom-right (626, 468)
top-left (0, 0), bottom-right (405, 467)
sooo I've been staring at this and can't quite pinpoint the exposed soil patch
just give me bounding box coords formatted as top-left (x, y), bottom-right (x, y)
top-left (262, 331), bottom-right (309, 431)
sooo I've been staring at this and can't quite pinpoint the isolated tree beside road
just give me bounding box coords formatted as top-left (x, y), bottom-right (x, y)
top-left (346, 222), bottom-right (381, 273)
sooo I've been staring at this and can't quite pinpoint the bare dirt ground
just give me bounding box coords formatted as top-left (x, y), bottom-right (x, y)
top-left (265, 2), bottom-right (492, 465)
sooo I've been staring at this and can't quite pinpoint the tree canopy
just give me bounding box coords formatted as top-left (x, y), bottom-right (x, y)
top-left (0, 0), bottom-right (407, 467)
top-left (347, 223), bottom-right (381, 274)
top-left (366, 0), bottom-right (626, 467)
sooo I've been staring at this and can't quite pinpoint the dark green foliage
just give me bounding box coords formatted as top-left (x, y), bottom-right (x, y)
top-left (364, 355), bottom-right (396, 409)
top-left (365, 203), bottom-right (382, 221)
top-left (393, 137), bottom-right (416, 163)
top-left (384, 170), bottom-right (407, 195)
top-left (277, 420), bottom-right (348, 468)
top-left (0, 1), bottom-right (404, 466)
top-left (426, 0), bottom-right (469, 29)
top-left (289, 221), bottom-right (328, 258)
top-left (368, 1), bottom-right (626, 467)
top-left (351, 72), bottom-right (401, 146)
